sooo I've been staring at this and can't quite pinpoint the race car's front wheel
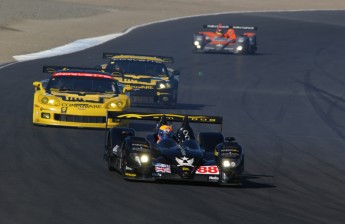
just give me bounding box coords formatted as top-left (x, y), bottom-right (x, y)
top-left (107, 153), bottom-right (116, 171)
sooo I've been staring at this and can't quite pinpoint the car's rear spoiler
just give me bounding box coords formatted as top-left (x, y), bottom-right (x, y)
top-left (106, 111), bottom-right (222, 129)
top-left (203, 24), bottom-right (258, 30)
top-left (42, 65), bottom-right (98, 73)
top-left (102, 52), bottom-right (174, 63)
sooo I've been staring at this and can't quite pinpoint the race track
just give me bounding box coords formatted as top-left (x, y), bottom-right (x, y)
top-left (1, 11), bottom-right (345, 224)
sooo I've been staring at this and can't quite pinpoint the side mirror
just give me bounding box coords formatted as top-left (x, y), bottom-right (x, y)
top-left (122, 86), bottom-right (133, 94)
top-left (173, 70), bottom-right (180, 76)
top-left (33, 81), bottom-right (42, 91)
top-left (95, 64), bottom-right (106, 71)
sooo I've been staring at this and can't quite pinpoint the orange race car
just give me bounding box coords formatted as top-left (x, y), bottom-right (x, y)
top-left (193, 23), bottom-right (258, 55)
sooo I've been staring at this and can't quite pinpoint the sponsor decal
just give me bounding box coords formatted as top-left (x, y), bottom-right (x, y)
top-left (129, 85), bottom-right (154, 90)
top-left (132, 143), bottom-right (148, 147)
top-left (132, 143), bottom-right (149, 151)
top-left (175, 156), bottom-right (194, 167)
top-left (66, 97), bottom-right (85, 102)
top-left (123, 78), bottom-right (151, 83)
top-left (196, 166), bottom-right (219, 175)
top-left (60, 103), bottom-right (102, 109)
top-left (155, 164), bottom-right (171, 173)
top-left (208, 176), bottom-right (219, 181)
top-left (124, 172), bottom-right (136, 177)
top-left (181, 167), bottom-right (190, 171)
top-left (115, 113), bottom-right (222, 124)
top-left (222, 148), bottom-right (239, 152)
top-left (68, 103), bottom-right (102, 109)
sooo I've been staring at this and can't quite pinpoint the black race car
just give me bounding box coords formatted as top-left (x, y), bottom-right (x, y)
top-left (104, 112), bottom-right (244, 185)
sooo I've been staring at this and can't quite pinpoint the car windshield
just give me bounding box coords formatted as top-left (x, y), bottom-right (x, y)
top-left (105, 60), bottom-right (169, 77)
top-left (46, 76), bottom-right (120, 94)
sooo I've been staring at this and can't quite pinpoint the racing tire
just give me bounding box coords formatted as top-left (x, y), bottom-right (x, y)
top-left (120, 142), bottom-right (129, 177)
top-left (193, 48), bottom-right (204, 54)
top-left (107, 153), bottom-right (116, 171)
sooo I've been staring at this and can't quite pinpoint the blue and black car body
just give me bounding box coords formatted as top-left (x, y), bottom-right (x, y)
top-left (98, 53), bottom-right (180, 107)
top-left (104, 111), bottom-right (244, 185)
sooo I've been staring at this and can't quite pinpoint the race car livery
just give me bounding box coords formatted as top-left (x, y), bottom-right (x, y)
top-left (104, 112), bottom-right (244, 185)
top-left (98, 53), bottom-right (180, 107)
top-left (193, 24), bottom-right (258, 54)
top-left (32, 67), bottom-right (131, 128)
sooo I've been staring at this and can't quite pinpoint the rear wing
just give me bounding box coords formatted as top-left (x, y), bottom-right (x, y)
top-left (42, 65), bottom-right (98, 73)
top-left (106, 111), bottom-right (222, 128)
top-left (102, 52), bottom-right (174, 63)
top-left (203, 24), bottom-right (258, 30)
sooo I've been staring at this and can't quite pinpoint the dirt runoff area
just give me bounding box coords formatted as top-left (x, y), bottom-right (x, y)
top-left (0, 0), bottom-right (344, 64)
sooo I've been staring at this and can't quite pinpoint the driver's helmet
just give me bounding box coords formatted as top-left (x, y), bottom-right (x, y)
top-left (157, 125), bottom-right (173, 142)
top-left (216, 23), bottom-right (224, 36)
top-left (114, 64), bottom-right (121, 71)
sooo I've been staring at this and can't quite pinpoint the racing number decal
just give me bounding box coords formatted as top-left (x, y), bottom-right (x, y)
top-left (196, 166), bottom-right (219, 175)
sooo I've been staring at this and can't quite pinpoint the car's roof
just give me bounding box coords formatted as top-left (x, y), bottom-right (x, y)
top-left (111, 55), bottom-right (166, 63)
top-left (53, 70), bottom-right (113, 79)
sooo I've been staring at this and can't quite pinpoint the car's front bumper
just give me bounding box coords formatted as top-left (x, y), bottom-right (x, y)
top-left (33, 105), bottom-right (129, 128)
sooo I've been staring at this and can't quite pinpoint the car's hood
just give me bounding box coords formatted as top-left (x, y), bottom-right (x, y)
top-left (158, 144), bottom-right (203, 166)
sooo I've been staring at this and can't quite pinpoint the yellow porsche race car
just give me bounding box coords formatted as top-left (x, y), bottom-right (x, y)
top-left (97, 53), bottom-right (180, 107)
top-left (32, 67), bottom-right (131, 128)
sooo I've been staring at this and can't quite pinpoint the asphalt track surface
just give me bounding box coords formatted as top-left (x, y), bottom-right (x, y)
top-left (1, 11), bottom-right (345, 224)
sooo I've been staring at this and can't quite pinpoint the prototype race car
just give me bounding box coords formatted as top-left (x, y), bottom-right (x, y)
top-left (32, 66), bottom-right (131, 128)
top-left (104, 112), bottom-right (244, 185)
top-left (193, 23), bottom-right (258, 54)
top-left (97, 53), bottom-right (180, 107)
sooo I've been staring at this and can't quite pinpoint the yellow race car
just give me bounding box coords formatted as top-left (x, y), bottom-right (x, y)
top-left (98, 53), bottom-right (180, 107)
top-left (32, 67), bottom-right (131, 128)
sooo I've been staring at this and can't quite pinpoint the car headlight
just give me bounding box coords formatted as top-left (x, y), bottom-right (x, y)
top-left (131, 153), bottom-right (150, 165)
top-left (41, 97), bottom-right (48, 104)
top-left (222, 159), bottom-right (236, 168)
top-left (158, 82), bottom-right (171, 89)
top-left (106, 100), bottom-right (126, 109)
top-left (236, 46), bottom-right (243, 51)
top-left (194, 40), bottom-right (200, 46)
top-left (40, 96), bottom-right (59, 106)
top-left (140, 154), bottom-right (149, 163)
